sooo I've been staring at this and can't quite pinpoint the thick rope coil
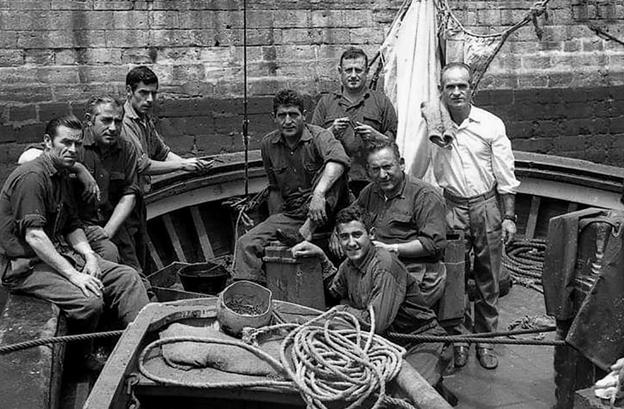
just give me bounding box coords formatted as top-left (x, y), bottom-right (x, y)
top-left (503, 238), bottom-right (546, 292)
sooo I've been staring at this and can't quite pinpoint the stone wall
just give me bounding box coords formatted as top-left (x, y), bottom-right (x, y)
top-left (0, 0), bottom-right (622, 180)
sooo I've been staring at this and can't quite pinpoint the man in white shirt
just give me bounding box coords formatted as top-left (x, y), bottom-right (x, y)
top-left (432, 62), bottom-right (520, 370)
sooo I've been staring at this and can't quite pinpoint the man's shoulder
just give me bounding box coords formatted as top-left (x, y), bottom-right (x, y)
top-left (405, 175), bottom-right (443, 198)
top-left (260, 129), bottom-right (281, 146)
top-left (306, 123), bottom-right (332, 137)
top-left (471, 105), bottom-right (504, 125)
top-left (369, 247), bottom-right (406, 279)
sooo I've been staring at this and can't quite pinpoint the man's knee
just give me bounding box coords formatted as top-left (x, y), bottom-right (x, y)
top-left (71, 294), bottom-right (105, 322)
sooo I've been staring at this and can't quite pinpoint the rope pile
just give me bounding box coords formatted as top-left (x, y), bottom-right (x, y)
top-left (277, 306), bottom-right (406, 409)
top-left (139, 306), bottom-right (413, 409)
top-left (502, 238), bottom-right (546, 293)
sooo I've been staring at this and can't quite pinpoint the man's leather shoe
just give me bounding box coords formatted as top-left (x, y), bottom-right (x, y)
top-left (476, 347), bottom-right (498, 369)
top-left (276, 228), bottom-right (305, 248)
top-left (454, 345), bottom-right (469, 368)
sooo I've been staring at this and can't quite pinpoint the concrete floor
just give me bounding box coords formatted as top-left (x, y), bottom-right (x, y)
top-left (445, 285), bottom-right (556, 409)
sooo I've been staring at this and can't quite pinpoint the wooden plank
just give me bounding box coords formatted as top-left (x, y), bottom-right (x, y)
top-left (524, 195), bottom-right (541, 239)
top-left (568, 202), bottom-right (579, 213)
top-left (146, 237), bottom-right (164, 270)
top-left (162, 214), bottom-right (186, 262)
top-left (190, 206), bottom-right (215, 261)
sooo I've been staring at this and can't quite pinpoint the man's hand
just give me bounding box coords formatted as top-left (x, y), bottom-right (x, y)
top-left (329, 117), bottom-right (350, 137)
top-left (179, 158), bottom-right (215, 173)
top-left (308, 192), bottom-right (327, 224)
top-left (88, 225), bottom-right (109, 242)
top-left (291, 240), bottom-right (325, 258)
top-left (502, 219), bottom-right (516, 246)
top-left (329, 230), bottom-right (343, 258)
top-left (69, 271), bottom-right (103, 297)
top-left (354, 123), bottom-right (387, 143)
top-left (82, 252), bottom-right (102, 279)
top-left (76, 169), bottom-right (101, 203)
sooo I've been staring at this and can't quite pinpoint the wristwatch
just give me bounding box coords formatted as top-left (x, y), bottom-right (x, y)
top-left (503, 214), bottom-right (518, 223)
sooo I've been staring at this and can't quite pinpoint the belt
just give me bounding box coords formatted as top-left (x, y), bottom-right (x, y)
top-left (443, 188), bottom-right (497, 205)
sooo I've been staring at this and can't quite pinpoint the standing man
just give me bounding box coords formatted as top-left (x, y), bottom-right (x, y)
top-left (312, 47), bottom-right (397, 196)
top-left (291, 206), bottom-right (450, 387)
top-left (351, 140), bottom-right (447, 308)
top-left (122, 66), bottom-right (214, 274)
top-left (79, 96), bottom-right (146, 287)
top-left (233, 89), bottom-right (350, 283)
top-left (432, 62), bottom-right (519, 369)
top-left (0, 115), bottom-right (148, 348)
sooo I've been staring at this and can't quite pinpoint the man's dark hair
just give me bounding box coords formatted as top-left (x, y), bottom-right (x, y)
top-left (44, 114), bottom-right (83, 139)
top-left (85, 95), bottom-right (123, 118)
top-left (340, 47), bottom-right (368, 68)
top-left (335, 205), bottom-right (372, 231)
top-left (126, 66), bottom-right (159, 92)
top-left (273, 89), bottom-right (305, 114)
top-left (365, 139), bottom-right (402, 163)
top-left (440, 62), bottom-right (473, 84)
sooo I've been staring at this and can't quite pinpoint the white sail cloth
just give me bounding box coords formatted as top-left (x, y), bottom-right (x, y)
top-left (380, 0), bottom-right (441, 181)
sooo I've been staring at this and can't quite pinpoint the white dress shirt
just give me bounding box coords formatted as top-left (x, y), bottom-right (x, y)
top-left (431, 105), bottom-right (520, 197)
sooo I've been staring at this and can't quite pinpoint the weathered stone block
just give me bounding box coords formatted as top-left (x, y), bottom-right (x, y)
top-left (38, 102), bottom-right (71, 122)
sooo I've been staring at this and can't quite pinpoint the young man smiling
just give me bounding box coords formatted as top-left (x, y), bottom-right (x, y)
top-left (291, 206), bottom-right (450, 387)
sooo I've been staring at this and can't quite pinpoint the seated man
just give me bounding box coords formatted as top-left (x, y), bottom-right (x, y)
top-left (291, 206), bottom-right (450, 386)
top-left (333, 140), bottom-right (448, 308)
top-left (0, 115), bottom-right (149, 341)
top-left (233, 89), bottom-right (350, 283)
top-left (78, 95), bottom-right (147, 289)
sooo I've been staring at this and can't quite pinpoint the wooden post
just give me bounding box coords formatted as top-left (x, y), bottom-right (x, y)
top-left (394, 362), bottom-right (453, 409)
top-left (263, 242), bottom-right (326, 310)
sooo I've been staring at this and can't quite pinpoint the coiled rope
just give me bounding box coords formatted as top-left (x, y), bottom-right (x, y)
top-left (502, 238), bottom-right (546, 292)
top-left (139, 306), bottom-right (415, 409)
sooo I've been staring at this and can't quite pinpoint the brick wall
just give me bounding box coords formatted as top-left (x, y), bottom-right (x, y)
top-left (0, 0), bottom-right (622, 180)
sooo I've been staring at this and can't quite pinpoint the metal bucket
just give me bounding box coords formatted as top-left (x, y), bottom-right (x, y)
top-left (177, 262), bottom-right (229, 295)
top-left (217, 281), bottom-right (272, 337)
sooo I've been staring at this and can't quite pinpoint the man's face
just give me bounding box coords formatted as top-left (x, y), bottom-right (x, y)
top-left (44, 125), bottom-right (83, 169)
top-left (127, 81), bottom-right (158, 116)
top-left (367, 147), bottom-right (405, 194)
top-left (440, 67), bottom-right (472, 111)
top-left (88, 103), bottom-right (123, 147)
top-left (274, 105), bottom-right (305, 140)
top-left (337, 220), bottom-right (372, 263)
top-left (339, 57), bottom-right (367, 93)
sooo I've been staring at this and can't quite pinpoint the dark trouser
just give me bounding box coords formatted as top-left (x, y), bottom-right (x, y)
top-left (233, 213), bottom-right (305, 282)
top-left (445, 191), bottom-right (502, 349)
top-left (396, 324), bottom-right (452, 386)
top-left (404, 260), bottom-right (447, 309)
top-left (84, 224), bottom-right (120, 264)
top-left (233, 175), bottom-right (349, 283)
top-left (125, 195), bottom-right (151, 294)
top-left (2, 256), bottom-right (149, 333)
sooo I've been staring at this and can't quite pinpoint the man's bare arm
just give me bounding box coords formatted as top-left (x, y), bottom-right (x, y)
top-left (103, 194), bottom-right (135, 238)
top-left (25, 227), bottom-right (102, 296)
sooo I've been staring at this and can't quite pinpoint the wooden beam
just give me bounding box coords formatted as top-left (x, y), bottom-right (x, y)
top-left (162, 214), bottom-right (186, 262)
top-left (567, 202), bottom-right (579, 213)
top-left (146, 237), bottom-right (164, 270)
top-left (190, 206), bottom-right (215, 261)
top-left (524, 196), bottom-right (541, 239)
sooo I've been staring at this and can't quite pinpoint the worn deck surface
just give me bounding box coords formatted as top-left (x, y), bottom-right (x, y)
top-left (445, 285), bottom-right (556, 409)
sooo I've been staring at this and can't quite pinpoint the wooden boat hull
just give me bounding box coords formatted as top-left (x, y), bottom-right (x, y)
top-left (1, 149), bottom-right (624, 409)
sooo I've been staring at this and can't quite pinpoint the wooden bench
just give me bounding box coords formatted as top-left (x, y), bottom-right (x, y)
top-left (0, 288), bottom-right (66, 409)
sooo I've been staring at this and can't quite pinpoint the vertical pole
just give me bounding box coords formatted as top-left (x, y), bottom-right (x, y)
top-left (243, 0), bottom-right (249, 196)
